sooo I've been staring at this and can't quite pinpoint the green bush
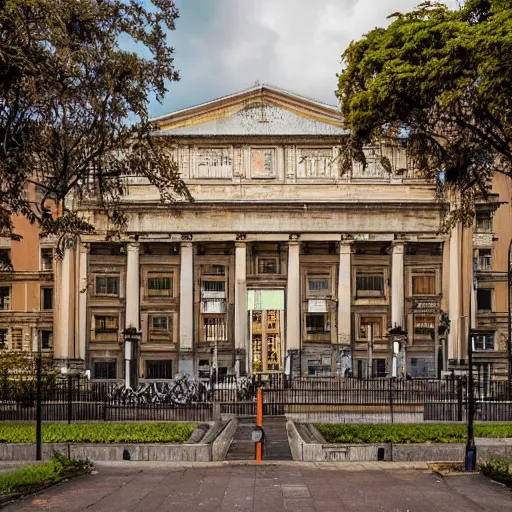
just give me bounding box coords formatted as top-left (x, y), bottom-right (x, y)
top-left (0, 422), bottom-right (195, 444)
top-left (315, 423), bottom-right (512, 444)
top-left (480, 456), bottom-right (512, 487)
top-left (0, 453), bottom-right (89, 495)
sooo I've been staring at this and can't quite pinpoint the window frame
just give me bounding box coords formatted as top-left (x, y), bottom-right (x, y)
top-left (306, 275), bottom-right (331, 297)
top-left (93, 360), bottom-right (117, 380)
top-left (305, 312), bottom-right (331, 335)
top-left (477, 248), bottom-right (492, 271)
top-left (413, 315), bottom-right (436, 339)
top-left (473, 332), bottom-right (495, 351)
top-left (475, 211), bottom-right (493, 233)
top-left (94, 274), bottom-right (120, 297)
top-left (145, 359), bottom-right (173, 380)
top-left (477, 288), bottom-right (493, 312)
top-left (0, 286), bottom-right (11, 310)
top-left (357, 315), bottom-right (386, 341)
top-left (411, 273), bottom-right (436, 296)
top-left (40, 248), bottom-right (54, 271)
top-left (202, 315), bottom-right (227, 342)
top-left (40, 287), bottom-right (53, 310)
top-left (355, 272), bottom-right (385, 298)
top-left (256, 257), bottom-right (280, 275)
top-left (40, 330), bottom-right (53, 350)
top-left (146, 272), bottom-right (173, 297)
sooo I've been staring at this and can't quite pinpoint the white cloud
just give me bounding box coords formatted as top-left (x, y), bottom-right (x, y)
top-left (154, 0), bottom-right (461, 115)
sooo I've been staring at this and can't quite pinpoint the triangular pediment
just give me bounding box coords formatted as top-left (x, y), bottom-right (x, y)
top-left (152, 84), bottom-right (347, 137)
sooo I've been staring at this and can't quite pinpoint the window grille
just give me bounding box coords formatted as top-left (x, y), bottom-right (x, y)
top-left (203, 317), bottom-right (227, 341)
top-left (146, 360), bottom-right (172, 379)
top-left (93, 361), bottom-right (117, 379)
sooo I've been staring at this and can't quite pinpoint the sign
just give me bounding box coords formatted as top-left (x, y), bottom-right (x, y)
top-left (412, 299), bottom-right (440, 312)
top-left (308, 299), bottom-right (328, 313)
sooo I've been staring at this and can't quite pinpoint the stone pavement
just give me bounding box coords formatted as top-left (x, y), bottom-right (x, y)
top-left (2, 461), bottom-right (511, 511)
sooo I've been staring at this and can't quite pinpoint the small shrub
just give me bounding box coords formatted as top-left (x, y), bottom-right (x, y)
top-left (0, 453), bottom-right (89, 495)
top-left (480, 456), bottom-right (512, 481)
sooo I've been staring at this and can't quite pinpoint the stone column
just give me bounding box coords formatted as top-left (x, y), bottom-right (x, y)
top-left (125, 242), bottom-right (140, 388)
top-left (234, 242), bottom-right (247, 375)
top-left (54, 245), bottom-right (75, 360)
top-left (286, 240), bottom-right (301, 358)
top-left (449, 224), bottom-right (462, 361)
top-left (338, 242), bottom-right (352, 346)
top-left (391, 242), bottom-right (405, 330)
top-left (78, 243), bottom-right (89, 361)
top-left (179, 242), bottom-right (194, 375)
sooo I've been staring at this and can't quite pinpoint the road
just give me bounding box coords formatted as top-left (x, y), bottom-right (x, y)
top-left (3, 461), bottom-right (511, 512)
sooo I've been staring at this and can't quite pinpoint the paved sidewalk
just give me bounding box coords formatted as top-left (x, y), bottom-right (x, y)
top-left (2, 461), bottom-right (511, 511)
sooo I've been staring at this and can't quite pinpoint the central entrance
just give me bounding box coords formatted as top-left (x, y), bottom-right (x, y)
top-left (248, 289), bottom-right (285, 373)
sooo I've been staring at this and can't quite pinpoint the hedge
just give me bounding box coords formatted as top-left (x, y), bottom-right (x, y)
top-left (315, 423), bottom-right (512, 444)
top-left (0, 422), bottom-right (195, 444)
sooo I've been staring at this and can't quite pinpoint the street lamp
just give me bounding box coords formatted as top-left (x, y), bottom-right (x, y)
top-left (123, 327), bottom-right (141, 389)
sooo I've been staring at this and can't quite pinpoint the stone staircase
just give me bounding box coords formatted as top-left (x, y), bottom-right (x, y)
top-left (225, 416), bottom-right (293, 461)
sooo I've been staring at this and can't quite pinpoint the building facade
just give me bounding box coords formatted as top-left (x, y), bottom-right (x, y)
top-left (2, 84), bottom-right (510, 381)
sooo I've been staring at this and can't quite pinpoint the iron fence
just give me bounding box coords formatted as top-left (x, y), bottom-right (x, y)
top-left (1, 370), bottom-right (511, 424)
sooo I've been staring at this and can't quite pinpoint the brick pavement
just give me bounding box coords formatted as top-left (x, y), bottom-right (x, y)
top-left (2, 461), bottom-right (511, 511)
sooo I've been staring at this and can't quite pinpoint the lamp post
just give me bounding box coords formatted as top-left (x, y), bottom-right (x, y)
top-left (35, 341), bottom-right (42, 461)
top-left (123, 327), bottom-right (141, 389)
top-left (465, 256), bottom-right (478, 471)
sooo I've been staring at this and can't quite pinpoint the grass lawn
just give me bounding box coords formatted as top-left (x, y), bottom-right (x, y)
top-left (0, 422), bottom-right (195, 444)
top-left (315, 423), bottom-right (512, 444)
top-left (0, 454), bottom-right (89, 496)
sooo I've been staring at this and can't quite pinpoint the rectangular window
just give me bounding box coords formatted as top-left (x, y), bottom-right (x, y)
top-left (11, 328), bottom-right (22, 350)
top-left (306, 313), bottom-right (330, 334)
top-left (0, 249), bottom-right (11, 271)
top-left (203, 317), bottom-right (227, 341)
top-left (0, 287), bottom-right (10, 310)
top-left (356, 273), bottom-right (384, 297)
top-left (477, 289), bottom-right (492, 311)
top-left (372, 359), bottom-right (387, 378)
top-left (93, 361), bottom-right (117, 380)
top-left (201, 265), bottom-right (225, 276)
top-left (307, 359), bottom-right (331, 377)
top-left (40, 248), bottom-right (54, 271)
top-left (476, 212), bottom-right (492, 233)
top-left (95, 275), bottom-right (119, 296)
top-left (356, 359), bottom-right (368, 379)
top-left (147, 274), bottom-right (172, 297)
top-left (257, 258), bottom-right (279, 274)
top-left (146, 360), bottom-right (172, 380)
top-left (408, 358), bottom-right (436, 378)
top-left (95, 315), bottom-right (119, 333)
top-left (0, 329), bottom-right (6, 349)
top-left (251, 148), bottom-right (275, 178)
top-left (359, 317), bottom-right (383, 339)
top-left (41, 287), bottom-right (53, 310)
top-left (40, 330), bottom-right (53, 349)
top-left (473, 333), bottom-right (495, 351)
top-left (151, 316), bottom-right (169, 331)
top-left (414, 315), bottom-right (435, 336)
top-left (198, 359), bottom-right (210, 380)
top-left (477, 249), bottom-right (492, 271)
top-left (412, 275), bottom-right (436, 295)
top-left (307, 277), bottom-right (330, 296)
top-left (201, 280), bottom-right (225, 296)
top-left (201, 298), bottom-right (226, 313)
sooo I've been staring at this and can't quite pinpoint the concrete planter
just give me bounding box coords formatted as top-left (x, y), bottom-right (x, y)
top-left (287, 421), bottom-right (512, 463)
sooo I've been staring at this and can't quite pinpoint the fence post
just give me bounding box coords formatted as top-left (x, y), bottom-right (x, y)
top-left (388, 378), bottom-right (394, 424)
top-left (35, 355), bottom-right (42, 461)
top-left (457, 377), bottom-right (463, 422)
top-left (67, 375), bottom-right (73, 424)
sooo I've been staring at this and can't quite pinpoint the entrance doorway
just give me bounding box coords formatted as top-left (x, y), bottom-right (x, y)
top-left (248, 289), bottom-right (285, 373)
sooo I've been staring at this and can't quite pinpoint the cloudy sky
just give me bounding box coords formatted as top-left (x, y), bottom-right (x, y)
top-left (151, 0), bottom-right (460, 117)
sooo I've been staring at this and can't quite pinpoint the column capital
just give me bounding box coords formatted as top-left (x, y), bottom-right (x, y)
top-left (79, 242), bottom-right (90, 254)
top-left (391, 240), bottom-right (406, 253)
top-left (338, 241), bottom-right (354, 254)
top-left (180, 241), bottom-right (193, 249)
top-left (235, 241), bottom-right (247, 249)
top-left (126, 241), bottom-right (140, 252)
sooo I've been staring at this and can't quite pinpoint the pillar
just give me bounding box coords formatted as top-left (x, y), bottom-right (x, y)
top-left (286, 240), bottom-right (301, 360)
top-left (391, 242), bottom-right (405, 330)
top-left (54, 246), bottom-right (75, 360)
top-left (78, 243), bottom-right (89, 361)
top-left (234, 242), bottom-right (247, 375)
top-left (449, 224), bottom-right (462, 362)
top-left (338, 242), bottom-right (352, 345)
top-left (125, 242), bottom-right (140, 388)
top-left (179, 242), bottom-right (194, 375)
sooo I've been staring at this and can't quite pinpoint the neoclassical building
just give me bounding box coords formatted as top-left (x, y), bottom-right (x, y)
top-left (2, 84), bottom-right (510, 382)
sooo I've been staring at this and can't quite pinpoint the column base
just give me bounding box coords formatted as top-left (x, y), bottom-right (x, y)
top-left (235, 349), bottom-right (246, 377)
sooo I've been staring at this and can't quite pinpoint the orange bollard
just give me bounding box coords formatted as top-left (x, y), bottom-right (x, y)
top-left (255, 387), bottom-right (263, 462)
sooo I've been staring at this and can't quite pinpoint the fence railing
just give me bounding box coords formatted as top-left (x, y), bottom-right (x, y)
top-left (1, 372), bottom-right (510, 424)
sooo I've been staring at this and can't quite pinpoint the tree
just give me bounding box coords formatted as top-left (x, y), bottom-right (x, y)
top-left (0, 0), bottom-right (191, 252)
top-left (337, 0), bottom-right (512, 225)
